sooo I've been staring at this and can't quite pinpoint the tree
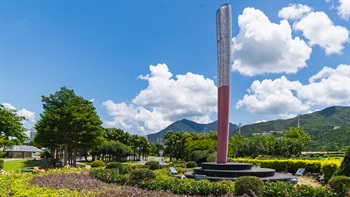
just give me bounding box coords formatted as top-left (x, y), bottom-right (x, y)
top-left (35, 87), bottom-right (104, 166)
top-left (99, 140), bottom-right (132, 162)
top-left (164, 131), bottom-right (190, 161)
top-left (283, 127), bottom-right (310, 148)
top-left (0, 104), bottom-right (27, 147)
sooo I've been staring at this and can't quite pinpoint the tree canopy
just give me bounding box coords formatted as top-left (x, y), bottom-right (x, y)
top-left (0, 104), bottom-right (27, 147)
top-left (34, 87), bottom-right (104, 166)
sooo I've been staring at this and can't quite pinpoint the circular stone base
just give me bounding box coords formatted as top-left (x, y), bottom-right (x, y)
top-left (185, 162), bottom-right (296, 182)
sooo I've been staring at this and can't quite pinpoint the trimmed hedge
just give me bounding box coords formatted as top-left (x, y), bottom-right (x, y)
top-left (235, 158), bottom-right (340, 174)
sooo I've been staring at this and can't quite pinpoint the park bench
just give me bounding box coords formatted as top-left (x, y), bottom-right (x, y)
top-left (295, 168), bottom-right (305, 176)
top-left (169, 167), bottom-right (178, 174)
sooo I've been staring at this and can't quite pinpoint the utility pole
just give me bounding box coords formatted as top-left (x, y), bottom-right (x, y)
top-left (238, 123), bottom-right (242, 135)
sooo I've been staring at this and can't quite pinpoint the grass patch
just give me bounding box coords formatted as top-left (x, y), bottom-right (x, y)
top-left (3, 159), bottom-right (41, 172)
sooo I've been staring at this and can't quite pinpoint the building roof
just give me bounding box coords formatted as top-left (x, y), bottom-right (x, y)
top-left (4, 145), bottom-right (43, 152)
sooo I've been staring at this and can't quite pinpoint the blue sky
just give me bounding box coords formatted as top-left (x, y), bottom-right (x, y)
top-left (1, 0), bottom-right (349, 136)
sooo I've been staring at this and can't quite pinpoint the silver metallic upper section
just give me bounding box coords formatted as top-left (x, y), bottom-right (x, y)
top-left (216, 4), bottom-right (232, 87)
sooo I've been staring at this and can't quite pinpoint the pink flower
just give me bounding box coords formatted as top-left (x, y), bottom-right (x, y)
top-left (141, 181), bottom-right (145, 185)
top-left (327, 185), bottom-right (331, 189)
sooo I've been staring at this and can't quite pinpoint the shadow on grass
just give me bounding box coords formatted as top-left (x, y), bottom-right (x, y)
top-left (23, 160), bottom-right (41, 168)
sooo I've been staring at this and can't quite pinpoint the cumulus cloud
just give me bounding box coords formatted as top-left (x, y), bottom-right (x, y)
top-left (237, 64), bottom-right (350, 118)
top-left (298, 64), bottom-right (350, 105)
top-left (293, 11), bottom-right (349, 55)
top-left (103, 64), bottom-right (217, 135)
top-left (278, 4), bottom-right (312, 20)
top-left (236, 76), bottom-right (309, 116)
top-left (2, 103), bottom-right (36, 128)
top-left (17, 108), bottom-right (36, 123)
top-left (232, 7), bottom-right (311, 76)
top-left (338, 0), bottom-right (350, 20)
top-left (3, 103), bottom-right (16, 110)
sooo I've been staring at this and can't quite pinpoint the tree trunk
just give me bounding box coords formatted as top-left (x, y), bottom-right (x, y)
top-left (63, 144), bottom-right (68, 166)
top-left (72, 146), bottom-right (77, 167)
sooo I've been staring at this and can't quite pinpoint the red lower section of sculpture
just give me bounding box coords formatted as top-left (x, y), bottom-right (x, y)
top-left (217, 85), bottom-right (230, 163)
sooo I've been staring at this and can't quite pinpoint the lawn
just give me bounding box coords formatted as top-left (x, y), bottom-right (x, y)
top-left (3, 159), bottom-right (41, 172)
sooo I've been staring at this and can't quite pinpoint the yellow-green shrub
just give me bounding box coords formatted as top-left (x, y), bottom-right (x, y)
top-left (321, 161), bottom-right (340, 181)
top-left (235, 158), bottom-right (340, 174)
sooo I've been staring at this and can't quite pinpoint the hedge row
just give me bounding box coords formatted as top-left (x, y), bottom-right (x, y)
top-left (234, 158), bottom-right (341, 174)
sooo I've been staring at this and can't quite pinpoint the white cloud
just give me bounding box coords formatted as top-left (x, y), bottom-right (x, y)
top-left (103, 63), bottom-right (217, 135)
top-left (236, 76), bottom-right (309, 116)
top-left (237, 64), bottom-right (350, 118)
top-left (232, 7), bottom-right (311, 76)
top-left (278, 4), bottom-right (312, 20)
top-left (298, 64), bottom-right (350, 105)
top-left (3, 103), bottom-right (16, 110)
top-left (338, 0), bottom-right (350, 20)
top-left (254, 120), bottom-right (267, 123)
top-left (17, 108), bottom-right (36, 123)
top-left (293, 11), bottom-right (349, 55)
top-left (2, 103), bottom-right (36, 128)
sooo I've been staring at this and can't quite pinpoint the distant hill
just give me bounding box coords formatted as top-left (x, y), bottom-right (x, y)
top-left (147, 106), bottom-right (350, 150)
top-left (237, 106), bottom-right (350, 150)
top-left (147, 119), bottom-right (239, 144)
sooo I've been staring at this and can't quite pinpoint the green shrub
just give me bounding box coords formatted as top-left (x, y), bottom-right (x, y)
top-left (128, 168), bottom-right (156, 185)
top-left (235, 176), bottom-right (264, 197)
top-left (89, 168), bottom-right (126, 185)
top-left (145, 160), bottom-right (160, 170)
top-left (186, 161), bottom-right (197, 168)
top-left (329, 175), bottom-right (350, 196)
top-left (321, 162), bottom-right (339, 181)
top-left (0, 159), bottom-right (4, 169)
top-left (190, 150), bottom-right (208, 165)
top-left (90, 160), bottom-right (105, 168)
top-left (334, 146), bottom-right (350, 177)
top-left (171, 160), bottom-right (186, 168)
top-left (206, 152), bottom-right (217, 162)
top-left (105, 162), bottom-right (122, 169)
top-left (138, 178), bottom-right (234, 196)
top-left (264, 181), bottom-right (338, 197)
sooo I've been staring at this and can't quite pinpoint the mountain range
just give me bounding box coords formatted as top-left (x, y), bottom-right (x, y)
top-left (147, 106), bottom-right (350, 150)
top-left (147, 119), bottom-right (238, 144)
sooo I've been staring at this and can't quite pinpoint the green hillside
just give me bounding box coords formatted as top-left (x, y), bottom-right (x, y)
top-left (237, 106), bottom-right (350, 151)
